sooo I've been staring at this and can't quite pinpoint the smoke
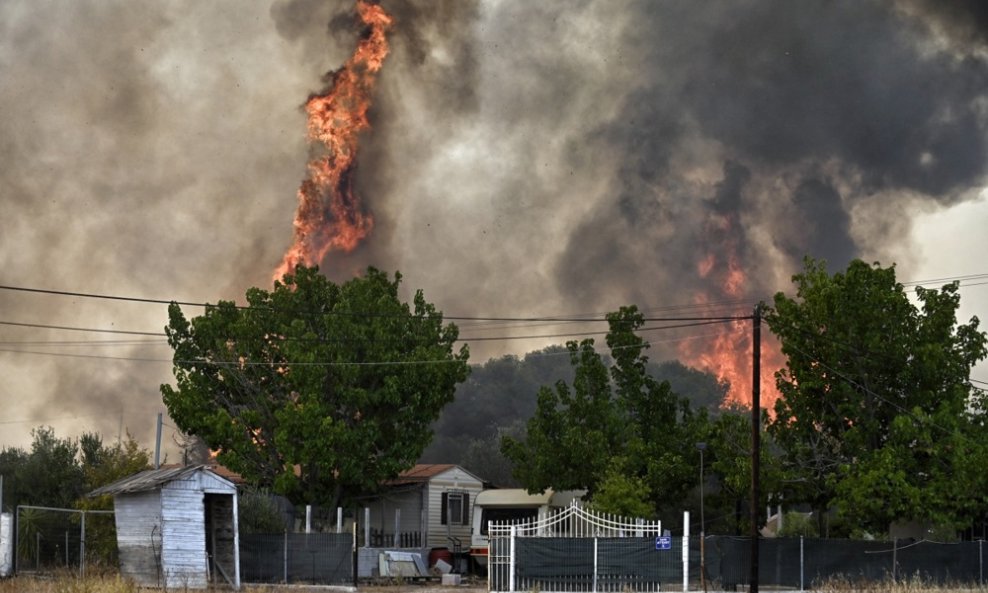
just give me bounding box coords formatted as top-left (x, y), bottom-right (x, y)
top-left (325, 0), bottom-right (987, 332)
top-left (0, 1), bottom-right (985, 448)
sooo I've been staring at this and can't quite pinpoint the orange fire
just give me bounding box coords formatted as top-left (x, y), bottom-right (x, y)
top-left (678, 213), bottom-right (782, 411)
top-left (273, 0), bottom-right (394, 283)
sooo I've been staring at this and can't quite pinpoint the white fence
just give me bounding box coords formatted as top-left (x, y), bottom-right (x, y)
top-left (488, 502), bottom-right (670, 593)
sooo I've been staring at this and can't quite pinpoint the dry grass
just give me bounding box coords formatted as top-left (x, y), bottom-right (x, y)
top-left (0, 574), bottom-right (482, 593)
top-left (795, 575), bottom-right (988, 593)
top-left (4, 574), bottom-right (983, 593)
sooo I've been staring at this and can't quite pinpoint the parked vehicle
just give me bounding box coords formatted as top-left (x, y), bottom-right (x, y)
top-left (469, 488), bottom-right (585, 571)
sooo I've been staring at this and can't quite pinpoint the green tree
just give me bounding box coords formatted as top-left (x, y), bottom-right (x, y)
top-left (17, 427), bottom-right (85, 509)
top-left (706, 406), bottom-right (784, 535)
top-left (161, 265), bottom-right (470, 508)
top-left (502, 306), bottom-right (708, 517)
top-left (78, 432), bottom-right (151, 509)
top-left (766, 258), bottom-right (987, 535)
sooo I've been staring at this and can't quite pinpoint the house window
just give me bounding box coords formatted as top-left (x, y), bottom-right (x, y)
top-left (441, 491), bottom-right (469, 525)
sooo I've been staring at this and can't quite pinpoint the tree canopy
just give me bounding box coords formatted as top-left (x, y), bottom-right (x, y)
top-left (161, 265), bottom-right (470, 508)
top-left (0, 427), bottom-right (150, 513)
top-left (766, 258), bottom-right (988, 535)
top-left (501, 306), bottom-right (709, 519)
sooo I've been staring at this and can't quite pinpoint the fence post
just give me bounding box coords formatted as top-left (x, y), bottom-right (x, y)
top-left (80, 511), bottom-right (86, 578)
top-left (799, 536), bottom-right (803, 593)
top-left (283, 530), bottom-right (288, 584)
top-left (352, 521), bottom-right (359, 587)
top-left (892, 538), bottom-right (897, 583)
top-left (593, 537), bottom-right (599, 593)
top-left (509, 525), bottom-right (516, 593)
top-left (364, 508), bottom-right (370, 548)
top-left (393, 509), bottom-right (401, 548)
top-left (683, 510), bottom-right (690, 593)
top-left (980, 539), bottom-right (983, 586)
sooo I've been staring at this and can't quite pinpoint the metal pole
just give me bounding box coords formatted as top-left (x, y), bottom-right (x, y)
top-left (509, 526), bottom-right (516, 593)
top-left (337, 507), bottom-right (343, 534)
top-left (154, 412), bottom-right (163, 469)
top-left (697, 442), bottom-right (707, 593)
top-left (750, 305), bottom-right (761, 593)
top-left (892, 538), bottom-right (897, 583)
top-left (593, 537), bottom-right (598, 593)
top-left (682, 510), bottom-right (690, 593)
top-left (80, 511), bottom-right (86, 577)
top-left (364, 508), bottom-right (370, 548)
top-left (305, 505), bottom-right (311, 534)
top-left (799, 536), bottom-right (804, 593)
top-left (283, 530), bottom-right (288, 584)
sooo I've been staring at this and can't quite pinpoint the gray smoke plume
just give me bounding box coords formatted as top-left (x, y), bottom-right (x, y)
top-left (0, 1), bottom-right (985, 450)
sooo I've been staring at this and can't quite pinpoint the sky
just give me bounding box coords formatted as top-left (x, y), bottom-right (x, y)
top-left (1, 0), bottom-right (987, 457)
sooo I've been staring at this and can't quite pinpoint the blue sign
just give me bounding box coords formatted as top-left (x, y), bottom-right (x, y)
top-left (655, 536), bottom-right (672, 550)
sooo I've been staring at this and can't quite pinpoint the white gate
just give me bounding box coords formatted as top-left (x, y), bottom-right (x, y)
top-left (488, 502), bottom-right (665, 593)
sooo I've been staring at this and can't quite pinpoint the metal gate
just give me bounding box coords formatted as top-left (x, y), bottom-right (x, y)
top-left (488, 502), bottom-right (665, 592)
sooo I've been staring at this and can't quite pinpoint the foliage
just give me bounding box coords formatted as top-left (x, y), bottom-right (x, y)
top-left (776, 511), bottom-right (819, 538)
top-left (648, 359), bottom-right (730, 412)
top-left (706, 407), bottom-right (784, 535)
top-left (457, 420), bottom-right (526, 488)
top-left (421, 346), bottom-right (574, 466)
top-left (161, 265), bottom-right (470, 508)
top-left (78, 432), bottom-right (152, 510)
top-left (502, 306), bottom-right (710, 518)
top-left (0, 427), bottom-right (150, 511)
top-left (589, 460), bottom-right (655, 519)
top-left (239, 487), bottom-right (292, 534)
top-left (765, 258), bottom-right (988, 535)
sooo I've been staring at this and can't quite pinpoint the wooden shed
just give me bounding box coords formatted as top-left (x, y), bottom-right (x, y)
top-left (90, 465), bottom-right (240, 589)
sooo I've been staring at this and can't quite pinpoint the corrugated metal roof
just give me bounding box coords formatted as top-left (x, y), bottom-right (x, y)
top-left (88, 465), bottom-right (231, 497)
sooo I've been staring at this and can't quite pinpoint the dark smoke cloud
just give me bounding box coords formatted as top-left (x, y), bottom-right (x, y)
top-left (346, 0), bottom-right (988, 323)
top-left (1, 0), bottom-right (986, 452)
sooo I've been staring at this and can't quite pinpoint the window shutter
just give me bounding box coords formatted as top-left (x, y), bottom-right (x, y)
top-left (461, 493), bottom-right (470, 525)
top-left (441, 492), bottom-right (448, 525)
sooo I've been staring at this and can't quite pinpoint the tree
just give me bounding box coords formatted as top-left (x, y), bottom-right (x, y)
top-left (502, 306), bottom-right (709, 517)
top-left (78, 432), bottom-right (151, 509)
top-left (18, 427), bottom-right (85, 510)
top-left (706, 406), bottom-right (784, 535)
top-left (161, 265), bottom-right (470, 509)
top-left (766, 258), bottom-right (987, 535)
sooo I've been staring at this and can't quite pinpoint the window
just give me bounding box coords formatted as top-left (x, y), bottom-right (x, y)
top-left (441, 491), bottom-right (469, 525)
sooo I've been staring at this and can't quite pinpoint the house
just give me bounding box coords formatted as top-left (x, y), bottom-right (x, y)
top-left (362, 464), bottom-right (484, 553)
top-left (89, 465), bottom-right (240, 590)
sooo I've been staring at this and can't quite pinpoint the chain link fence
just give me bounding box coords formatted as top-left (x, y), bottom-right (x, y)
top-left (14, 505), bottom-right (116, 576)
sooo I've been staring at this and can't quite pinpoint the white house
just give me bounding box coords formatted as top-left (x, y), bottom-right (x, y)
top-left (362, 464), bottom-right (484, 552)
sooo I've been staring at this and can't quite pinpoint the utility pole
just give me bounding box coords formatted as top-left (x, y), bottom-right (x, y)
top-left (154, 412), bottom-right (163, 469)
top-left (750, 304), bottom-right (761, 593)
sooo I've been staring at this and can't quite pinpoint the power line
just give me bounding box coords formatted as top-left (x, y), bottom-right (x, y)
top-left (0, 320), bottom-right (162, 336)
top-left (0, 282), bottom-right (755, 323)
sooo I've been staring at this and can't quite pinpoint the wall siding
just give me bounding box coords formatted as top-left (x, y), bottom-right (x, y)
top-left (114, 491), bottom-right (163, 587)
top-left (161, 482), bottom-right (207, 589)
top-left (425, 468), bottom-right (484, 549)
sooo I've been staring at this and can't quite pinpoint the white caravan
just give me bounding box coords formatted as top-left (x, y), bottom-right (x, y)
top-left (469, 488), bottom-right (586, 570)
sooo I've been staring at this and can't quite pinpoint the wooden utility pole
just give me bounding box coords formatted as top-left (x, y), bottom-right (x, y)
top-left (750, 305), bottom-right (761, 593)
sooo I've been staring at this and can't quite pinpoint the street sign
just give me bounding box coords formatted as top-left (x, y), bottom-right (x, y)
top-left (655, 536), bottom-right (672, 550)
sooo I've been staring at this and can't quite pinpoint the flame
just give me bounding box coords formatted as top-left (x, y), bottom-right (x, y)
top-left (273, 1), bottom-right (394, 283)
top-left (679, 211), bottom-right (782, 410)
